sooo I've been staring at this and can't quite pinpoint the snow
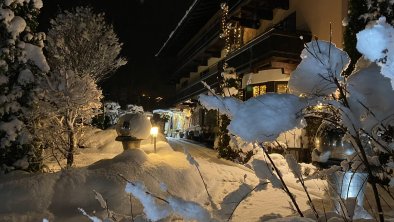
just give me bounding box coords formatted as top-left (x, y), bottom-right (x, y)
top-left (0, 74), bottom-right (9, 85)
top-left (347, 62), bottom-right (394, 133)
top-left (356, 18), bottom-right (391, 61)
top-left (115, 113), bottom-right (152, 140)
top-left (357, 17), bottom-right (394, 85)
top-left (228, 94), bottom-right (306, 143)
top-left (12, 156), bottom-right (29, 169)
top-left (251, 158), bottom-right (282, 188)
top-left (0, 128), bottom-right (332, 221)
top-left (32, 0), bottom-right (44, 9)
top-left (199, 94), bottom-right (242, 117)
top-left (0, 118), bottom-right (23, 148)
top-left (223, 86), bottom-right (239, 97)
top-left (0, 8), bottom-right (14, 23)
top-left (7, 16), bottom-right (26, 39)
top-left (17, 69), bottom-right (34, 86)
top-left (167, 196), bottom-right (212, 221)
top-left (125, 181), bottom-right (171, 221)
top-left (200, 93), bottom-right (307, 143)
top-left (288, 40), bottom-right (350, 96)
top-left (78, 208), bottom-right (102, 222)
top-left (24, 43), bottom-right (50, 72)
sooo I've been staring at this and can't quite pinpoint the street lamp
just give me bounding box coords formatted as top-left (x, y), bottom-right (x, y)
top-left (150, 127), bottom-right (159, 153)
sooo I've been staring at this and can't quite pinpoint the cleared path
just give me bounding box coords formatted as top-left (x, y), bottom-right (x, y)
top-left (167, 137), bottom-right (251, 169)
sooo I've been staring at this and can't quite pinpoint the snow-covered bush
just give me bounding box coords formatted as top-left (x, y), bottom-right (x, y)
top-left (202, 64), bottom-right (254, 163)
top-left (199, 17), bottom-right (394, 221)
top-left (92, 101), bottom-right (121, 129)
top-left (36, 7), bottom-right (126, 168)
top-left (0, 0), bottom-right (49, 172)
top-left (104, 102), bottom-right (121, 125)
top-left (124, 104), bottom-right (144, 114)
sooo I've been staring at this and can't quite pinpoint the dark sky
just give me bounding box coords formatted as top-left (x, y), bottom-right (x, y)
top-left (39, 0), bottom-right (193, 109)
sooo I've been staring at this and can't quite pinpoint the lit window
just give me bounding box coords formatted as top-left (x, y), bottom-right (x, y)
top-left (253, 85), bottom-right (266, 97)
top-left (276, 83), bottom-right (288, 94)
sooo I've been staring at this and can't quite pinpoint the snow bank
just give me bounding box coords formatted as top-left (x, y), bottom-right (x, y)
top-left (0, 148), bottom-right (204, 221)
top-left (125, 181), bottom-right (171, 221)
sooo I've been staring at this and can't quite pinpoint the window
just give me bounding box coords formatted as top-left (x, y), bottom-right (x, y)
top-left (276, 83), bottom-right (288, 94)
top-left (253, 85), bottom-right (266, 97)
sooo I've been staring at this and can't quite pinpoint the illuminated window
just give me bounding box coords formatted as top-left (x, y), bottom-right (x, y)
top-left (276, 83), bottom-right (288, 94)
top-left (253, 85), bottom-right (266, 97)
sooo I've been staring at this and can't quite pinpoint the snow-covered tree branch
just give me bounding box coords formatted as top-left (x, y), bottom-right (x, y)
top-left (199, 17), bottom-right (394, 221)
top-left (35, 6), bottom-right (127, 168)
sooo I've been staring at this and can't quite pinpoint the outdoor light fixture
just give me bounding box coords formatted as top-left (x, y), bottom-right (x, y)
top-left (150, 127), bottom-right (159, 153)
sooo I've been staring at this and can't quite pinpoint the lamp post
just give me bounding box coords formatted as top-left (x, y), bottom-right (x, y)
top-left (150, 127), bottom-right (158, 153)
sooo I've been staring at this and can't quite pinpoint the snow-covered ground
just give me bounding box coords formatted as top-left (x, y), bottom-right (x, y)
top-left (0, 128), bottom-right (392, 221)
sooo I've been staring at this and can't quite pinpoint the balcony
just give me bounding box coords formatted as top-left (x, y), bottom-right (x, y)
top-left (173, 61), bottom-right (222, 104)
top-left (226, 28), bottom-right (311, 73)
top-left (172, 28), bottom-right (309, 105)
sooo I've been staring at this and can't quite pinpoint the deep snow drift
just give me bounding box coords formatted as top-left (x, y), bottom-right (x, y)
top-left (0, 128), bottom-right (329, 222)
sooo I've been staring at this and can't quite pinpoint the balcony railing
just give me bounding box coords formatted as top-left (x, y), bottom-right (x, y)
top-left (226, 28), bottom-right (310, 73)
top-left (174, 61), bottom-right (222, 104)
top-left (172, 28), bottom-right (310, 104)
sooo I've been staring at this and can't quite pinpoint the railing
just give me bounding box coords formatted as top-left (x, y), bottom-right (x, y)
top-left (172, 28), bottom-right (310, 105)
top-left (174, 60), bottom-right (223, 103)
top-left (226, 28), bottom-right (310, 73)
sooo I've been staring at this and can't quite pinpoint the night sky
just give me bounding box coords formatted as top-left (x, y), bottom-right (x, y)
top-left (39, 0), bottom-right (194, 110)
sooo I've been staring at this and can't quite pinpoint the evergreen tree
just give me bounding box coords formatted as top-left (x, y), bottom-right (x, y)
top-left (344, 0), bottom-right (394, 75)
top-left (215, 65), bottom-right (252, 163)
top-left (0, 0), bottom-right (49, 172)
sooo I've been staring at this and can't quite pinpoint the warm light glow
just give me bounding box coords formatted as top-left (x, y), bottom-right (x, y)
top-left (276, 84), bottom-right (288, 94)
top-left (253, 85), bottom-right (266, 97)
top-left (150, 127), bottom-right (158, 137)
top-left (315, 102), bottom-right (324, 110)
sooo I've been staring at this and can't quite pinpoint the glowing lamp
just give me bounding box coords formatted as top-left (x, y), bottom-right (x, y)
top-left (150, 127), bottom-right (158, 137)
top-left (150, 127), bottom-right (159, 153)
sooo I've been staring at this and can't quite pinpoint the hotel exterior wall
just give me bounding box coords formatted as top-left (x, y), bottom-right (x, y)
top-left (175, 1), bottom-right (348, 95)
top-left (244, 0), bottom-right (347, 48)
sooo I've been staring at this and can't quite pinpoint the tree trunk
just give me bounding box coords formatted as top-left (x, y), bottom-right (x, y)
top-left (66, 125), bottom-right (76, 168)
